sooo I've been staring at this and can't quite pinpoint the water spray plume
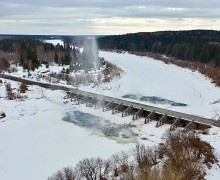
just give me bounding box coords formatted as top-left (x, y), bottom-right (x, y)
top-left (83, 37), bottom-right (100, 70)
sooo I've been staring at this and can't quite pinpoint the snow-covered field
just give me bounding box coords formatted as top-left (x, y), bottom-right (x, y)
top-left (0, 81), bottom-right (136, 180)
top-left (0, 39), bottom-right (220, 179)
top-left (0, 79), bottom-right (178, 179)
top-left (0, 80), bottom-right (220, 179)
top-left (45, 39), bottom-right (64, 46)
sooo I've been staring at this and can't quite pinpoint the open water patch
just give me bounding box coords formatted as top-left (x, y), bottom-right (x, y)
top-left (122, 94), bottom-right (187, 107)
top-left (62, 110), bottom-right (136, 143)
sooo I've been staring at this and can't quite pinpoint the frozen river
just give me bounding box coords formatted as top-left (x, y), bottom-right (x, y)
top-left (1, 40), bottom-right (219, 179)
top-left (82, 50), bottom-right (220, 120)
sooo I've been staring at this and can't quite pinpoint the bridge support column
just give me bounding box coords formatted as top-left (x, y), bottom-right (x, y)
top-left (122, 105), bottom-right (133, 117)
top-left (64, 90), bottom-right (76, 99)
top-left (183, 120), bottom-right (195, 132)
top-left (170, 117), bottom-right (181, 131)
top-left (63, 94), bottom-right (70, 99)
top-left (70, 94), bottom-right (77, 101)
top-left (145, 111), bottom-right (155, 124)
top-left (72, 94), bottom-right (81, 102)
top-left (86, 98), bottom-right (96, 107)
top-left (133, 108), bottom-right (143, 120)
top-left (103, 101), bottom-right (114, 112)
top-left (112, 103), bottom-right (123, 114)
top-left (94, 99), bottom-right (105, 109)
top-left (78, 95), bottom-right (90, 105)
top-left (156, 114), bottom-right (167, 127)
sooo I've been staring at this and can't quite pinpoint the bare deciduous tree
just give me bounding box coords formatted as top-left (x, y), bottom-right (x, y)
top-left (111, 151), bottom-right (129, 177)
top-left (75, 157), bottom-right (110, 180)
top-left (47, 167), bottom-right (76, 180)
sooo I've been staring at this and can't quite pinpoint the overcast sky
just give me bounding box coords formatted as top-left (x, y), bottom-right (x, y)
top-left (0, 0), bottom-right (220, 35)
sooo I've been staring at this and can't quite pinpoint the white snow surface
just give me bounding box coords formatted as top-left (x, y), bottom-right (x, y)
top-left (0, 81), bottom-right (136, 180)
top-left (1, 49), bottom-right (220, 179)
top-left (45, 39), bottom-right (64, 46)
top-left (80, 50), bottom-right (220, 120)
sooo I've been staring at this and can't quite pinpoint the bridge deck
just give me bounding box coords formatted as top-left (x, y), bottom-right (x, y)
top-left (1, 73), bottom-right (220, 128)
top-left (70, 89), bottom-right (220, 127)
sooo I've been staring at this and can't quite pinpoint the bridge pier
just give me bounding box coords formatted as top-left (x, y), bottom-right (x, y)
top-left (112, 103), bottom-right (123, 114)
top-left (94, 99), bottom-right (105, 109)
top-left (103, 101), bottom-right (114, 112)
top-left (133, 108), bottom-right (143, 120)
top-left (122, 105), bottom-right (133, 117)
top-left (183, 120), bottom-right (195, 132)
top-left (86, 98), bottom-right (96, 107)
top-left (71, 94), bottom-right (82, 102)
top-left (145, 111), bottom-right (155, 124)
top-left (156, 114), bottom-right (167, 127)
top-left (63, 94), bottom-right (70, 99)
top-left (170, 117), bottom-right (181, 131)
top-left (78, 95), bottom-right (91, 104)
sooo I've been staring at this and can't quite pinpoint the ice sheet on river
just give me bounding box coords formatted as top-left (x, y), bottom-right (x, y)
top-left (62, 110), bottom-right (137, 143)
top-left (122, 94), bottom-right (187, 107)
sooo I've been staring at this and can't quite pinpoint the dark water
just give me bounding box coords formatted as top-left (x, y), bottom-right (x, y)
top-left (122, 94), bottom-right (187, 107)
top-left (62, 110), bottom-right (136, 143)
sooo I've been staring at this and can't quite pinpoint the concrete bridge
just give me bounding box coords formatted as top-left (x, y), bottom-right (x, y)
top-left (65, 90), bottom-right (220, 131)
top-left (1, 73), bottom-right (220, 130)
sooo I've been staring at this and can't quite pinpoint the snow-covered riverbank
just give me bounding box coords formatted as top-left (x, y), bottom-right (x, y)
top-left (0, 78), bottom-right (219, 179)
top-left (81, 50), bottom-right (220, 120)
top-left (1, 40), bottom-right (220, 179)
top-left (0, 81), bottom-right (136, 180)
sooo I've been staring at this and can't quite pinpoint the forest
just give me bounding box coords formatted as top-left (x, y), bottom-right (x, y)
top-left (98, 30), bottom-right (220, 68)
top-left (0, 39), bottom-right (101, 71)
top-left (1, 31), bottom-right (220, 85)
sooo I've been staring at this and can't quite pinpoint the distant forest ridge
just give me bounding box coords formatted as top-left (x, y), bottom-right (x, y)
top-left (1, 30), bottom-right (220, 68)
top-left (1, 30), bottom-right (220, 85)
top-left (97, 30), bottom-right (220, 68)
top-left (0, 34), bottom-right (106, 40)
